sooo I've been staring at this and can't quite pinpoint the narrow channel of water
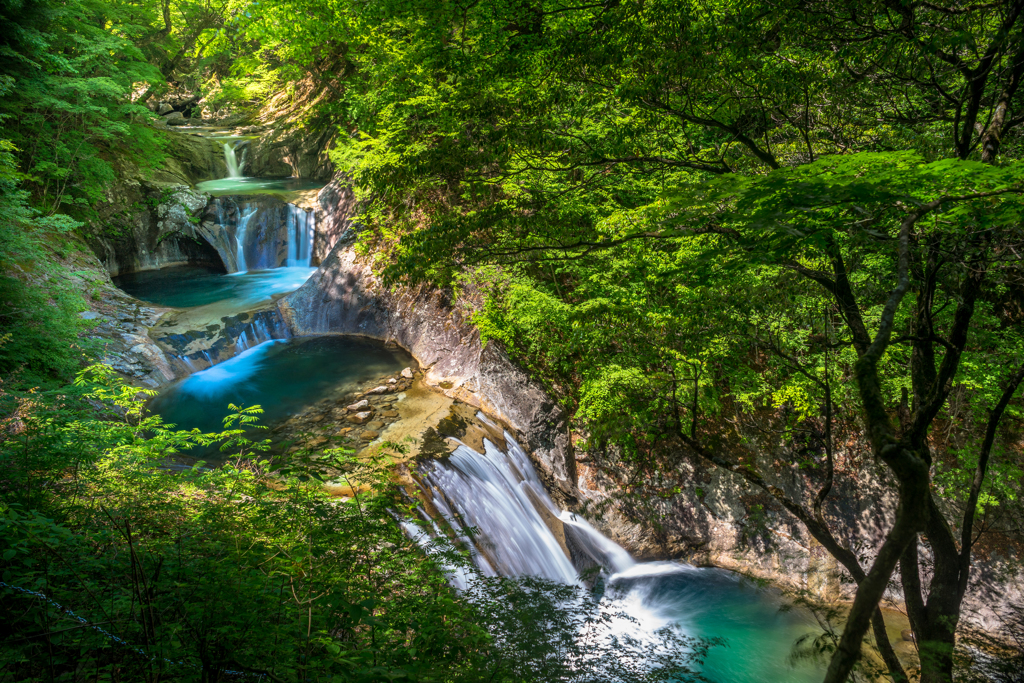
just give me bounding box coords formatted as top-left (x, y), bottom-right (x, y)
top-left (416, 426), bottom-right (826, 683)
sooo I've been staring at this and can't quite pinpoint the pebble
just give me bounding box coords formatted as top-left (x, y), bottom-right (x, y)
top-left (346, 399), bottom-right (370, 411)
top-left (381, 410), bottom-right (399, 418)
top-left (366, 420), bottom-right (385, 430)
top-left (367, 385), bottom-right (389, 395)
top-left (346, 411), bottom-right (373, 424)
top-left (360, 430), bottom-right (379, 440)
top-left (387, 378), bottom-right (397, 385)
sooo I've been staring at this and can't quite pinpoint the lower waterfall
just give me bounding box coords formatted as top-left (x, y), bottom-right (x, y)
top-left (411, 414), bottom-right (826, 683)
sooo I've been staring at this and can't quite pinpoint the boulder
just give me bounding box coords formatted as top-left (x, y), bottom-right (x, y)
top-left (157, 102), bottom-right (174, 115)
top-left (162, 111), bottom-right (185, 123)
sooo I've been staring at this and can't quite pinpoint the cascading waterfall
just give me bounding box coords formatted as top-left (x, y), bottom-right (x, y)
top-left (222, 140), bottom-right (247, 178)
top-left (209, 197), bottom-right (318, 273)
top-left (412, 417), bottom-right (827, 683)
top-left (285, 204), bottom-right (316, 267)
top-left (418, 428), bottom-right (635, 584)
top-left (234, 205), bottom-right (258, 272)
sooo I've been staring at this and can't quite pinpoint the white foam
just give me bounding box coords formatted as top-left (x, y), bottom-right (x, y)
top-left (177, 339), bottom-right (282, 398)
top-left (608, 561), bottom-right (696, 583)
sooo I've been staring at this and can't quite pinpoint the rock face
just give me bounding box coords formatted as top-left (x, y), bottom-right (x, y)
top-left (312, 175), bottom-right (358, 264)
top-left (89, 183), bottom-right (225, 276)
top-left (281, 234), bottom-right (577, 501)
top-left (86, 128), bottom-right (227, 276)
top-left (244, 119), bottom-right (335, 181)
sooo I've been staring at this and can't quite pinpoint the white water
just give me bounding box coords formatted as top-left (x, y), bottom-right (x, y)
top-left (418, 427), bottom-right (642, 584)
top-left (421, 434), bottom-right (582, 583)
top-left (233, 205), bottom-right (258, 272)
top-left (414, 421), bottom-right (825, 683)
top-left (285, 204), bottom-right (316, 267)
top-left (212, 198), bottom-right (317, 273)
top-left (176, 339), bottom-right (282, 399)
top-left (222, 140), bottom-right (247, 178)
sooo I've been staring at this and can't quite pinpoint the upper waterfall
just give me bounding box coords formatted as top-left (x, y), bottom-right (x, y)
top-left (222, 140), bottom-right (247, 178)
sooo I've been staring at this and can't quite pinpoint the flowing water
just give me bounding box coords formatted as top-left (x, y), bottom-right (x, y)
top-left (114, 265), bottom-right (315, 309)
top-left (149, 336), bottom-right (411, 454)
top-left (222, 139), bottom-right (248, 177)
top-left (286, 203), bottom-right (316, 267)
top-left (196, 176), bottom-right (326, 196)
top-left (210, 197), bottom-right (319, 271)
top-left (415, 426), bottom-right (826, 683)
top-left (129, 134), bottom-right (828, 680)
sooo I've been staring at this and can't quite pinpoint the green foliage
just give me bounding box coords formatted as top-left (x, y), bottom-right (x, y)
top-left (0, 367), bottom-right (708, 682)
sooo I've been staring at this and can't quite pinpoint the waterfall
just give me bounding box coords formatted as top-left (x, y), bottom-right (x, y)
top-left (416, 423), bottom-right (638, 584)
top-left (234, 205), bottom-right (258, 272)
top-left (285, 204), bottom-right (316, 267)
top-left (222, 140), bottom-right (247, 178)
top-left (209, 197), bottom-right (319, 273)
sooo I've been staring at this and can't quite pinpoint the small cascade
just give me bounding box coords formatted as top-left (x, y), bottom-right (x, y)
top-left (234, 205), bottom-right (258, 272)
top-left (285, 204), bottom-right (316, 267)
top-left (222, 140), bottom-right (247, 178)
top-left (233, 315), bottom-right (277, 352)
top-left (208, 197), bottom-right (319, 273)
top-left (416, 425), bottom-right (637, 584)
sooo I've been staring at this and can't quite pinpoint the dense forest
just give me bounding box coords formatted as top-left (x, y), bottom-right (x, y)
top-left (2, 0), bottom-right (1024, 681)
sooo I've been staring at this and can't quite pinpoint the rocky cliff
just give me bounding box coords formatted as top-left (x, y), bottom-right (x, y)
top-left (280, 175), bottom-right (1023, 638)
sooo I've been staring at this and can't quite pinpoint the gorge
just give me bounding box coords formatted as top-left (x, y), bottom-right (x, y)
top-left (2, 2), bottom-right (1024, 682)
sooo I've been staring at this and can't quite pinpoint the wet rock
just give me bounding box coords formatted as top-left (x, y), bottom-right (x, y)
top-left (79, 311), bottom-right (110, 321)
top-left (311, 414), bottom-right (325, 423)
top-left (366, 420), bottom-right (385, 430)
top-left (336, 427), bottom-right (354, 436)
top-left (346, 411), bottom-right (373, 424)
top-left (366, 385), bottom-right (389, 395)
top-left (360, 430), bottom-right (379, 441)
top-left (381, 410), bottom-right (399, 418)
top-left (401, 367), bottom-right (414, 379)
top-left (387, 378), bottom-right (397, 385)
top-left (346, 399), bottom-right (370, 411)
top-left (308, 436), bottom-right (328, 447)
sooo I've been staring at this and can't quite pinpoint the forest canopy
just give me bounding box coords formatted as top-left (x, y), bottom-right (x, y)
top-left (1, 0), bottom-right (1024, 682)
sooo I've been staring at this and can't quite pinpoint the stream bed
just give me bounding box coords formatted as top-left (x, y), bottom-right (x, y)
top-left (114, 264), bottom-right (316, 309)
top-left (149, 336), bottom-right (411, 455)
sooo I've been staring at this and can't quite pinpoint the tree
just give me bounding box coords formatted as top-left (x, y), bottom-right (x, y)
top-left (245, 1), bottom-right (1024, 680)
